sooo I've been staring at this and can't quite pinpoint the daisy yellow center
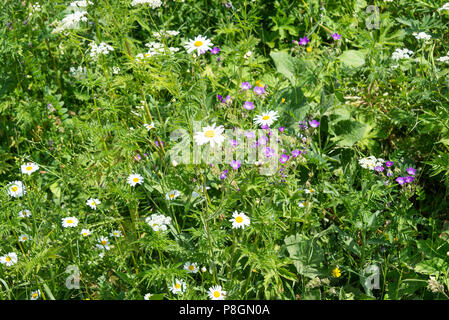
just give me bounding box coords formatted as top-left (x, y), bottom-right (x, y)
top-left (23, 237), bottom-right (27, 240)
top-left (262, 115), bottom-right (270, 120)
top-left (5, 257), bottom-right (11, 262)
top-left (32, 293), bottom-right (38, 298)
top-left (26, 166), bottom-right (33, 171)
top-left (153, 223), bottom-right (157, 227)
top-left (204, 130), bottom-right (215, 138)
top-left (144, 53), bottom-right (151, 57)
top-left (235, 216), bottom-right (243, 223)
top-left (175, 283), bottom-right (181, 289)
top-left (67, 219), bottom-right (73, 224)
top-left (91, 202), bottom-right (96, 205)
top-left (169, 193), bottom-right (175, 199)
top-left (189, 265), bottom-right (195, 270)
top-left (133, 177), bottom-right (139, 183)
top-left (83, 233), bottom-right (88, 236)
top-left (213, 291), bottom-right (220, 298)
top-left (194, 41), bottom-right (203, 47)
top-left (101, 240), bottom-right (107, 245)
top-left (11, 186), bottom-right (18, 192)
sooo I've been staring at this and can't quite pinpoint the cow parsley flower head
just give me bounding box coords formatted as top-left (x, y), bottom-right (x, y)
top-left (52, 11), bottom-right (88, 33)
top-left (131, 0), bottom-right (162, 8)
top-left (413, 32), bottom-right (431, 41)
top-left (392, 48), bottom-right (414, 61)
top-left (145, 214), bottom-right (172, 232)
top-left (89, 42), bottom-right (114, 59)
top-left (358, 156), bottom-right (384, 170)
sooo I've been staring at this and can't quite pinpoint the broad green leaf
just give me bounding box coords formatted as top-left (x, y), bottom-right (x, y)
top-left (339, 50), bottom-right (366, 68)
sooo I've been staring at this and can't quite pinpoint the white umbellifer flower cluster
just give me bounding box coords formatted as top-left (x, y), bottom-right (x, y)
top-left (89, 42), bottom-right (114, 59)
top-left (437, 52), bottom-right (449, 64)
top-left (145, 214), bottom-right (172, 232)
top-left (413, 32), bottom-right (431, 41)
top-left (30, 2), bottom-right (41, 14)
top-left (438, 3), bottom-right (449, 11)
top-left (70, 0), bottom-right (93, 7)
top-left (427, 276), bottom-right (445, 294)
top-left (52, 11), bottom-right (88, 33)
top-left (70, 66), bottom-right (87, 79)
top-left (392, 48), bottom-right (414, 61)
top-left (358, 156), bottom-right (384, 170)
top-left (131, 0), bottom-right (162, 9)
top-left (153, 30), bottom-right (180, 39)
top-left (135, 42), bottom-right (179, 61)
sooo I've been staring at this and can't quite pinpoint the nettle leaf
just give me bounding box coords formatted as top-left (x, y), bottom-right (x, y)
top-left (339, 50), bottom-right (366, 68)
top-left (270, 51), bottom-right (297, 85)
top-left (284, 233), bottom-right (326, 278)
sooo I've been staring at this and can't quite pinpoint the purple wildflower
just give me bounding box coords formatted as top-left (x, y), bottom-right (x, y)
top-left (243, 101), bottom-right (255, 110)
top-left (298, 120), bottom-right (309, 130)
top-left (241, 82), bottom-right (252, 90)
top-left (230, 160), bottom-right (241, 170)
top-left (134, 154), bottom-right (142, 161)
top-left (245, 131), bottom-right (256, 139)
top-left (220, 169), bottom-right (228, 180)
top-left (405, 176), bottom-right (415, 183)
top-left (217, 94), bottom-right (223, 102)
top-left (406, 167), bottom-right (416, 175)
top-left (155, 140), bottom-right (164, 147)
top-left (217, 57), bottom-right (221, 62)
top-left (210, 47), bottom-right (220, 55)
top-left (386, 161), bottom-right (394, 167)
top-left (254, 86), bottom-right (265, 95)
top-left (279, 154), bottom-right (290, 164)
top-left (374, 166), bottom-right (384, 172)
top-left (331, 33), bottom-right (341, 40)
top-left (263, 147), bottom-right (275, 158)
top-left (261, 124), bottom-right (269, 130)
top-left (291, 149), bottom-right (302, 157)
top-left (279, 127), bottom-right (285, 133)
top-left (386, 170), bottom-right (393, 177)
top-left (298, 37), bottom-right (310, 46)
top-left (309, 119), bottom-right (320, 128)
top-left (257, 136), bottom-right (269, 146)
top-left (396, 177), bottom-right (406, 185)
top-left (230, 139), bottom-right (239, 147)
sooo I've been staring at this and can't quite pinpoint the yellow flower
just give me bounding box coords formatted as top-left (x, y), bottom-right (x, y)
top-left (306, 46), bottom-right (312, 52)
top-left (332, 267), bottom-right (341, 278)
top-left (281, 97), bottom-right (285, 103)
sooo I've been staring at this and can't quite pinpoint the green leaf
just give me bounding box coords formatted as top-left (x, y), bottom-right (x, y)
top-left (270, 51), bottom-right (297, 84)
top-left (339, 50), bottom-right (366, 68)
top-left (284, 233), bottom-right (325, 278)
top-left (415, 258), bottom-right (449, 276)
top-left (331, 120), bottom-right (367, 147)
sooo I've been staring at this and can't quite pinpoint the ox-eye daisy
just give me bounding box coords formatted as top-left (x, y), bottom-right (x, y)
top-left (0, 252), bottom-right (18, 266)
top-left (18, 234), bottom-right (31, 242)
top-left (62, 217), bottom-right (79, 228)
top-left (166, 190), bottom-right (181, 201)
top-left (229, 211), bottom-right (250, 229)
top-left (21, 162), bottom-right (39, 175)
top-left (110, 230), bottom-right (122, 237)
top-left (80, 228), bottom-right (91, 237)
top-left (97, 236), bottom-right (111, 250)
top-left (144, 293), bottom-right (153, 300)
top-left (194, 123), bottom-right (225, 148)
top-left (170, 279), bottom-right (186, 295)
top-left (253, 111), bottom-right (279, 128)
top-left (184, 262), bottom-right (199, 273)
top-left (7, 181), bottom-right (26, 198)
top-left (144, 122), bottom-right (155, 130)
top-left (30, 290), bottom-right (41, 300)
top-left (127, 173), bottom-right (144, 187)
top-left (18, 209), bottom-right (32, 218)
top-left (208, 285), bottom-right (226, 300)
top-left (184, 35), bottom-right (213, 55)
top-left (86, 198), bottom-right (101, 210)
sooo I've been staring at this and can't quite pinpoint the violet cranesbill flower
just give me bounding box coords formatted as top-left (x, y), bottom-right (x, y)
top-left (261, 124), bottom-right (269, 130)
top-left (230, 139), bottom-right (239, 147)
top-left (254, 86), bottom-right (266, 95)
top-left (279, 154), bottom-right (290, 164)
top-left (243, 101), bottom-right (255, 110)
top-left (299, 120), bottom-right (308, 130)
top-left (309, 119), bottom-right (320, 128)
top-left (230, 160), bottom-right (241, 170)
top-left (263, 147), bottom-right (275, 158)
top-left (291, 149), bottom-right (302, 158)
top-left (386, 170), bottom-right (393, 177)
top-left (298, 37), bottom-right (310, 46)
top-left (217, 94), bottom-right (223, 102)
top-left (331, 33), bottom-right (341, 40)
top-left (405, 176), bottom-right (415, 183)
top-left (220, 169), bottom-right (228, 180)
top-left (396, 177), bottom-right (406, 185)
top-left (241, 82), bottom-right (252, 90)
top-left (210, 47), bottom-right (220, 55)
top-left (155, 140), bottom-right (164, 147)
top-left (406, 167), bottom-right (416, 175)
top-left (374, 166), bottom-right (384, 172)
top-left (386, 161), bottom-right (394, 167)
top-left (279, 127), bottom-right (285, 133)
top-left (245, 131), bottom-right (255, 139)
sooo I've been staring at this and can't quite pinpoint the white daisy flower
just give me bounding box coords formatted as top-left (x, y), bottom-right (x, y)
top-left (18, 209), bottom-right (32, 218)
top-left (21, 162), bottom-right (39, 175)
top-left (144, 293), bottom-right (153, 300)
top-left (144, 122), bottom-right (155, 130)
top-left (86, 198), bottom-right (101, 210)
top-left (80, 228), bottom-right (91, 237)
top-left (30, 289), bottom-right (41, 300)
top-left (96, 236), bottom-right (111, 250)
top-left (166, 190), bottom-right (181, 201)
top-left (7, 181), bottom-right (26, 198)
top-left (62, 217), bottom-right (79, 228)
top-left (18, 234), bottom-right (31, 242)
top-left (208, 285), bottom-right (226, 300)
top-left (229, 211), bottom-right (250, 229)
top-left (0, 252), bottom-right (18, 267)
top-left (193, 123), bottom-right (225, 148)
top-left (183, 262), bottom-right (199, 273)
top-left (253, 111), bottom-right (279, 127)
top-left (110, 230), bottom-right (122, 237)
top-left (184, 35), bottom-right (213, 55)
top-left (127, 173), bottom-right (144, 187)
top-left (170, 279), bottom-right (186, 295)
top-left (304, 188), bottom-right (316, 194)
